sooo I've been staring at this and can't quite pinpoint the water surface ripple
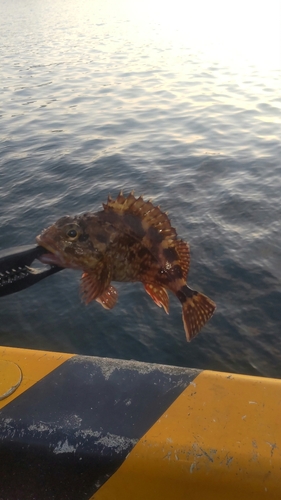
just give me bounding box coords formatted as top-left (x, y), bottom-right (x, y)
top-left (1, 0), bottom-right (281, 377)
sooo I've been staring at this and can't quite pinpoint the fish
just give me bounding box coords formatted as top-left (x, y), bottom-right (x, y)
top-left (36, 192), bottom-right (216, 341)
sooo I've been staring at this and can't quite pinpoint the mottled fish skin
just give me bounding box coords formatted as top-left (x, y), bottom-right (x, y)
top-left (36, 192), bottom-right (216, 341)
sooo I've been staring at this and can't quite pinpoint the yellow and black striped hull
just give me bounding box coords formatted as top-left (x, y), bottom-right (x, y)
top-left (0, 346), bottom-right (280, 499)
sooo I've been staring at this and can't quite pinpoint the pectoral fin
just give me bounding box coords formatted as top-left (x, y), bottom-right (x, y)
top-left (143, 283), bottom-right (169, 314)
top-left (80, 258), bottom-right (112, 305)
top-left (80, 272), bottom-right (101, 305)
top-left (80, 271), bottom-right (109, 305)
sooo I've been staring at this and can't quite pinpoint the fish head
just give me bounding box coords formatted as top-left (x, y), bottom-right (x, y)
top-left (36, 214), bottom-right (106, 270)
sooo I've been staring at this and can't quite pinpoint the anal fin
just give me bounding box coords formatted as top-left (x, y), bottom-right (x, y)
top-left (96, 285), bottom-right (118, 310)
top-left (144, 283), bottom-right (169, 314)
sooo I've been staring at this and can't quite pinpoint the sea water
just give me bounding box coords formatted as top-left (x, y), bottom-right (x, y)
top-left (0, 0), bottom-right (280, 377)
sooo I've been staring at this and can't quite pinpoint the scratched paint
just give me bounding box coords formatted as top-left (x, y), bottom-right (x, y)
top-left (94, 370), bottom-right (281, 500)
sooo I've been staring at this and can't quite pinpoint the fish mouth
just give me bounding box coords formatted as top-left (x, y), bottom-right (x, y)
top-left (36, 234), bottom-right (82, 269)
top-left (37, 251), bottom-right (68, 268)
top-left (36, 234), bottom-right (68, 268)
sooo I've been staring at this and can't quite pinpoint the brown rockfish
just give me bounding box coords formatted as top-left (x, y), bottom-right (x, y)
top-left (36, 192), bottom-right (215, 341)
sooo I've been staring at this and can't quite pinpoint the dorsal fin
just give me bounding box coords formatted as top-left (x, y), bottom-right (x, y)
top-left (175, 240), bottom-right (190, 280)
top-left (102, 192), bottom-right (190, 279)
top-left (103, 192), bottom-right (177, 241)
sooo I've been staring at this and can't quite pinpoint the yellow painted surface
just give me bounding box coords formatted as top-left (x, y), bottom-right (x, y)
top-left (0, 346), bottom-right (73, 409)
top-left (0, 360), bottom-right (22, 400)
top-left (93, 371), bottom-right (281, 500)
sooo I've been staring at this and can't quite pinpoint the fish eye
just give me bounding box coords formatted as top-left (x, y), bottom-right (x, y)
top-left (66, 226), bottom-right (80, 240)
top-left (67, 229), bottom-right (77, 238)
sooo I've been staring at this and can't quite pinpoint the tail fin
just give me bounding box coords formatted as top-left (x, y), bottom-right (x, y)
top-left (177, 286), bottom-right (216, 341)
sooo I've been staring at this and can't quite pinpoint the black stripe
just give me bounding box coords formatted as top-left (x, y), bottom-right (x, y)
top-left (176, 285), bottom-right (198, 303)
top-left (0, 355), bottom-right (200, 500)
top-left (163, 247), bottom-right (178, 262)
